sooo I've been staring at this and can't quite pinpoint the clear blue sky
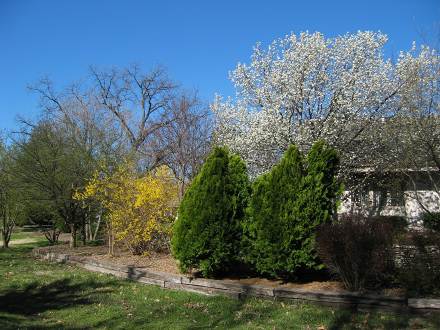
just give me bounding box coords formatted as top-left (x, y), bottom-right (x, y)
top-left (1, 0), bottom-right (439, 131)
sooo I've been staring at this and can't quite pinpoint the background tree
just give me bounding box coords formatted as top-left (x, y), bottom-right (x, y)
top-left (29, 76), bottom-right (128, 242)
top-left (172, 147), bottom-right (250, 277)
top-left (26, 65), bottom-right (215, 248)
top-left (0, 141), bottom-right (23, 248)
top-left (390, 45), bottom-right (440, 217)
top-left (212, 31), bottom-right (421, 181)
top-left (22, 201), bottom-right (64, 245)
top-left (30, 65), bottom-right (213, 199)
top-left (157, 91), bottom-right (212, 199)
top-left (12, 121), bottom-right (94, 247)
top-left (90, 65), bottom-right (177, 168)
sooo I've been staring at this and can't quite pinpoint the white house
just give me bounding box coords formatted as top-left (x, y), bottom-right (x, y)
top-left (338, 168), bottom-right (440, 225)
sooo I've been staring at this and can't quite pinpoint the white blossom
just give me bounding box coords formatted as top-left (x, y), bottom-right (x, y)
top-left (212, 31), bottom-right (438, 179)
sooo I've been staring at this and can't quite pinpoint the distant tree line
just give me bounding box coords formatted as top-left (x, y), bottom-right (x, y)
top-left (0, 65), bottom-right (211, 249)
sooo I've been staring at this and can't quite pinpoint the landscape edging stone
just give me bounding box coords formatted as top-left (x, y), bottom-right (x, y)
top-left (32, 248), bottom-right (440, 312)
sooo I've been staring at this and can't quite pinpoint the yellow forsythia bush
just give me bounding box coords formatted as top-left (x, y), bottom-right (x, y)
top-left (76, 161), bottom-right (178, 255)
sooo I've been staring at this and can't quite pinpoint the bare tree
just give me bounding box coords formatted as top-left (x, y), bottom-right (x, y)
top-left (157, 91), bottom-right (212, 198)
top-left (27, 76), bottom-right (133, 245)
top-left (28, 77), bottom-right (128, 163)
top-left (90, 65), bottom-right (178, 169)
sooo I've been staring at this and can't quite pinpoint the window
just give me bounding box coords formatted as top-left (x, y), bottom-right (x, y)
top-left (352, 188), bottom-right (369, 208)
top-left (386, 190), bottom-right (405, 207)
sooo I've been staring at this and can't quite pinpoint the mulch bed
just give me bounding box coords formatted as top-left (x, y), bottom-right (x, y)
top-left (39, 243), bottom-right (180, 274)
top-left (39, 243), bottom-right (406, 297)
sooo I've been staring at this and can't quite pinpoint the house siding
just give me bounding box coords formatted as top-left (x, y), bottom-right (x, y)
top-left (339, 189), bottom-right (440, 224)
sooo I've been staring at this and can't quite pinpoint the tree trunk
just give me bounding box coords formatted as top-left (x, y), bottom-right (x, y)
top-left (1, 210), bottom-right (13, 249)
top-left (107, 221), bottom-right (114, 256)
top-left (2, 217), bottom-right (6, 248)
top-left (82, 217), bottom-right (86, 246)
top-left (92, 211), bottom-right (102, 241)
top-left (70, 224), bottom-right (77, 248)
top-left (1, 229), bottom-right (8, 248)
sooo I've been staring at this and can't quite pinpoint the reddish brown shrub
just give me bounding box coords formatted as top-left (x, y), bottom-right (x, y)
top-left (316, 214), bottom-right (394, 291)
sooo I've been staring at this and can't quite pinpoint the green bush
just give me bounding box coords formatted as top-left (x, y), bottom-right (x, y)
top-left (171, 147), bottom-right (250, 277)
top-left (421, 212), bottom-right (440, 232)
top-left (243, 141), bottom-right (341, 278)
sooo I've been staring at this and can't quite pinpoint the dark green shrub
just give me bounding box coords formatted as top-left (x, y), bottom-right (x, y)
top-left (421, 212), bottom-right (440, 232)
top-left (171, 147), bottom-right (250, 277)
top-left (316, 214), bottom-right (395, 291)
top-left (243, 142), bottom-right (341, 278)
top-left (300, 140), bottom-right (342, 235)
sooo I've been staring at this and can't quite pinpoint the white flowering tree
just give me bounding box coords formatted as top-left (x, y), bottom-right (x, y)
top-left (390, 45), bottom-right (440, 216)
top-left (212, 31), bottom-right (424, 179)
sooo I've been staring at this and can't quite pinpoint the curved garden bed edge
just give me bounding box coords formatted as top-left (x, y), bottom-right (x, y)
top-left (31, 247), bottom-right (439, 313)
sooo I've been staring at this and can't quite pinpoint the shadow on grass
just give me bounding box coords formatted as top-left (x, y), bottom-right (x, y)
top-left (0, 278), bottom-right (115, 329)
top-left (327, 305), bottom-right (440, 330)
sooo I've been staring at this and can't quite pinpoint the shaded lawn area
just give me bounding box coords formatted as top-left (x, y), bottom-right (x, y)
top-left (1, 243), bottom-right (440, 330)
top-left (1, 229), bottom-right (47, 247)
top-left (9, 230), bottom-right (41, 240)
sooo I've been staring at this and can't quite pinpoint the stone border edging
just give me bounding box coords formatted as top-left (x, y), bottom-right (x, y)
top-left (32, 248), bottom-right (440, 313)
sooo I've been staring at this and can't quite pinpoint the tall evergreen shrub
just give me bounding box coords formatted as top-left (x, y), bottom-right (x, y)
top-left (171, 147), bottom-right (249, 277)
top-left (301, 140), bottom-right (341, 231)
top-left (243, 141), bottom-right (341, 278)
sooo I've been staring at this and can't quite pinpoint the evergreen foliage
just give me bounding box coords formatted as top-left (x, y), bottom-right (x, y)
top-left (243, 141), bottom-right (341, 278)
top-left (171, 147), bottom-right (249, 277)
top-left (422, 212), bottom-right (440, 232)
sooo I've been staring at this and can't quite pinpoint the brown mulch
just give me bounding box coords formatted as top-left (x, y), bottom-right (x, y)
top-left (89, 252), bottom-right (180, 274)
top-left (221, 277), bottom-right (344, 291)
top-left (38, 243), bottom-right (406, 297)
top-left (41, 243), bottom-right (180, 274)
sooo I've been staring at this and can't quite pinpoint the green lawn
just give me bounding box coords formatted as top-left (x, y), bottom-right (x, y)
top-left (11, 231), bottom-right (44, 241)
top-left (0, 228), bottom-right (46, 246)
top-left (1, 242), bottom-right (439, 329)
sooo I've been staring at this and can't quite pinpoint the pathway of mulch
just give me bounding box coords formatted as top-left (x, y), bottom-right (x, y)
top-left (39, 243), bottom-right (405, 297)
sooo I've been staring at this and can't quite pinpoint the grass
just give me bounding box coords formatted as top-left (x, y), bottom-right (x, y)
top-left (0, 228), bottom-right (46, 245)
top-left (1, 240), bottom-right (440, 329)
top-left (10, 231), bottom-right (43, 241)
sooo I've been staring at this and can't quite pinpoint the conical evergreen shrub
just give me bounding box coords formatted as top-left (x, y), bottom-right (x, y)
top-left (243, 145), bottom-right (304, 277)
top-left (171, 147), bottom-right (249, 277)
top-left (243, 142), bottom-right (341, 278)
top-left (294, 140), bottom-right (341, 271)
top-left (302, 140), bottom-right (341, 227)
